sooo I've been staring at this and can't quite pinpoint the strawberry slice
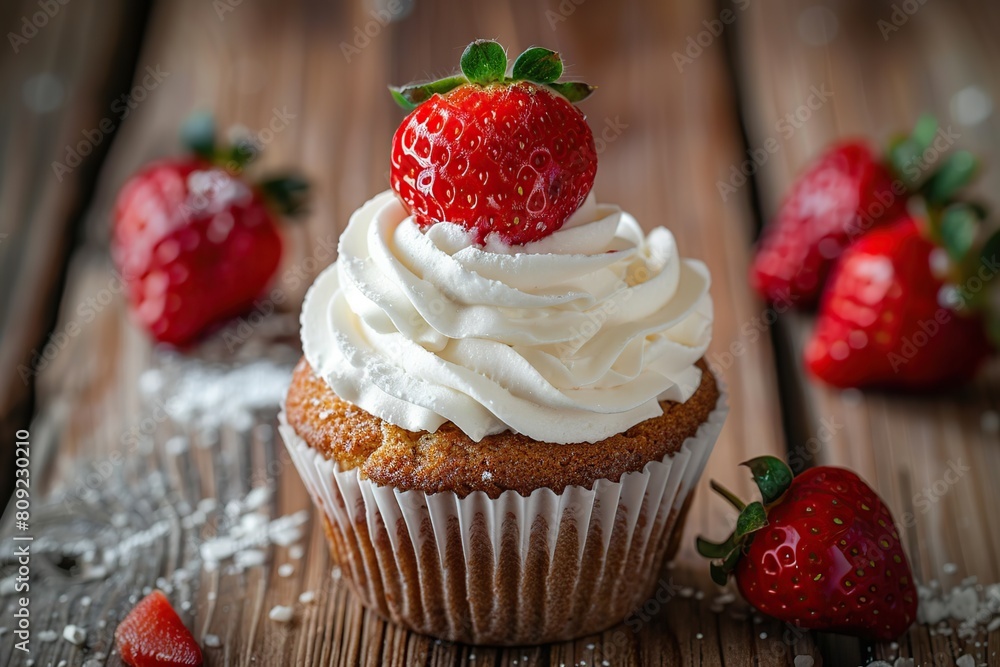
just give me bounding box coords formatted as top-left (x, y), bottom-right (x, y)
top-left (115, 590), bottom-right (203, 667)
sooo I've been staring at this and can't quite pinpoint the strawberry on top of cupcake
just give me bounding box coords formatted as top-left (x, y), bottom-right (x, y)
top-left (299, 40), bottom-right (715, 445)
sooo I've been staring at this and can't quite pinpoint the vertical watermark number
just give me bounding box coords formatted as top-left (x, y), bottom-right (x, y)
top-left (12, 429), bottom-right (32, 654)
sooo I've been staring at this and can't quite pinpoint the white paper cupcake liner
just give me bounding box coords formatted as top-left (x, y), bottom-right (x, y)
top-left (279, 389), bottom-right (727, 645)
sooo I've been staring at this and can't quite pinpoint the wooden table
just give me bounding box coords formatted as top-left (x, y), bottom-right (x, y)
top-left (1, 1), bottom-right (999, 665)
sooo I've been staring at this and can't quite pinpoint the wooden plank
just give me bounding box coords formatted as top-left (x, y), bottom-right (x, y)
top-left (735, 2), bottom-right (1000, 665)
top-left (0, 0), bottom-right (813, 664)
top-left (0, 0), bottom-right (151, 510)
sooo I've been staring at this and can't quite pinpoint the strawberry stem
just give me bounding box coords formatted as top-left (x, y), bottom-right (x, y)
top-left (710, 480), bottom-right (747, 512)
top-left (389, 40), bottom-right (595, 112)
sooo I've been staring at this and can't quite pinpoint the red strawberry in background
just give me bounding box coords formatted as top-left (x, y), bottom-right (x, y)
top-left (389, 40), bottom-right (597, 246)
top-left (697, 457), bottom-right (918, 640)
top-left (751, 117), bottom-right (978, 307)
top-left (805, 206), bottom-right (996, 389)
top-left (115, 590), bottom-right (203, 666)
top-left (113, 114), bottom-right (307, 346)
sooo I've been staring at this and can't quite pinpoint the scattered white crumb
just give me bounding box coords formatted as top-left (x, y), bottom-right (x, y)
top-left (695, 632), bottom-right (704, 640)
top-left (269, 605), bottom-right (294, 623)
top-left (57, 661), bottom-right (67, 667)
top-left (298, 591), bottom-right (315, 604)
top-left (988, 617), bottom-right (1000, 632)
top-left (62, 624), bottom-right (86, 645)
top-left (894, 658), bottom-right (914, 667)
top-left (165, 435), bottom-right (189, 455)
top-left (278, 563), bottom-right (295, 577)
top-left (234, 549), bottom-right (267, 569)
top-left (759, 631), bottom-right (767, 639)
top-left (38, 629), bottom-right (57, 642)
top-left (956, 655), bottom-right (975, 667)
top-left (204, 634), bottom-right (222, 648)
top-left (289, 545), bottom-right (305, 560)
top-left (794, 656), bottom-right (814, 667)
top-left (944, 562), bottom-right (959, 575)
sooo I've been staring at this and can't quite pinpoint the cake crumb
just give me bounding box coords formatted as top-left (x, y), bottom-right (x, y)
top-left (794, 656), bottom-right (814, 667)
top-left (204, 634), bottom-right (222, 648)
top-left (298, 591), bottom-right (315, 604)
top-left (63, 624), bottom-right (86, 645)
top-left (278, 563), bottom-right (295, 577)
top-left (269, 605), bottom-right (294, 623)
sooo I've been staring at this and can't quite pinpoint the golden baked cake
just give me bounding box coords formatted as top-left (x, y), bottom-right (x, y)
top-left (279, 40), bottom-right (727, 645)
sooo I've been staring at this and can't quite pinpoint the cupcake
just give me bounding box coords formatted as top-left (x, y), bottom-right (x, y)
top-left (279, 41), bottom-right (726, 645)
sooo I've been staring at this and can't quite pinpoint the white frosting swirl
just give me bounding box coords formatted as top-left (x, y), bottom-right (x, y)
top-left (301, 190), bottom-right (713, 444)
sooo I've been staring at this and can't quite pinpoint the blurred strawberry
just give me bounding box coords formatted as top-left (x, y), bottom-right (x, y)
top-left (804, 205), bottom-right (996, 389)
top-left (113, 114), bottom-right (307, 346)
top-left (751, 117), bottom-right (978, 307)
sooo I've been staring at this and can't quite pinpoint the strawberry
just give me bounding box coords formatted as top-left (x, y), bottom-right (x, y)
top-left (805, 207), bottom-right (995, 389)
top-left (751, 117), bottom-right (978, 307)
top-left (112, 114), bottom-right (307, 346)
top-left (697, 457), bottom-right (918, 640)
top-left (115, 590), bottom-right (203, 666)
top-left (389, 40), bottom-right (597, 246)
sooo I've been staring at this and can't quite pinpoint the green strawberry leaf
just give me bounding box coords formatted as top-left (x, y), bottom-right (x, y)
top-left (741, 456), bottom-right (793, 504)
top-left (512, 47), bottom-right (563, 84)
top-left (389, 75), bottom-right (468, 112)
top-left (735, 502), bottom-right (769, 539)
top-left (939, 203), bottom-right (981, 263)
top-left (545, 81), bottom-right (595, 103)
top-left (922, 150), bottom-right (979, 205)
top-left (181, 111), bottom-right (217, 161)
top-left (461, 40), bottom-right (507, 85)
top-left (709, 546), bottom-right (742, 586)
top-left (709, 562), bottom-right (729, 586)
top-left (887, 115), bottom-right (938, 188)
top-left (696, 534), bottom-right (738, 559)
top-left (259, 175), bottom-right (310, 217)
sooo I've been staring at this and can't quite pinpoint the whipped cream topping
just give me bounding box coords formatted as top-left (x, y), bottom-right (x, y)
top-left (301, 190), bottom-right (713, 444)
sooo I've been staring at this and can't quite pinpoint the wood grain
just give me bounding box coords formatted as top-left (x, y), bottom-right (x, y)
top-left (10, 0), bottom-right (1000, 665)
top-left (735, 1), bottom-right (1000, 665)
top-left (0, 0), bottom-right (150, 516)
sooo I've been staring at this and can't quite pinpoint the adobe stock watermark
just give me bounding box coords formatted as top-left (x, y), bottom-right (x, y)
top-left (845, 124), bottom-right (961, 244)
top-left (545, 0), bottom-right (587, 30)
top-left (716, 83), bottom-right (834, 202)
top-left (51, 65), bottom-right (170, 182)
top-left (17, 267), bottom-right (137, 385)
top-left (219, 234), bottom-right (338, 352)
top-left (594, 116), bottom-right (628, 154)
top-left (672, 0), bottom-right (751, 73)
top-left (877, 0), bottom-right (931, 41)
top-left (705, 288), bottom-right (799, 378)
top-left (339, 0), bottom-right (409, 63)
top-left (7, 0), bottom-right (71, 54)
top-left (888, 253), bottom-right (999, 373)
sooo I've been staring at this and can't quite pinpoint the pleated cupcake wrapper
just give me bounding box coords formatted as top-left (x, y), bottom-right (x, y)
top-left (279, 390), bottom-right (727, 645)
